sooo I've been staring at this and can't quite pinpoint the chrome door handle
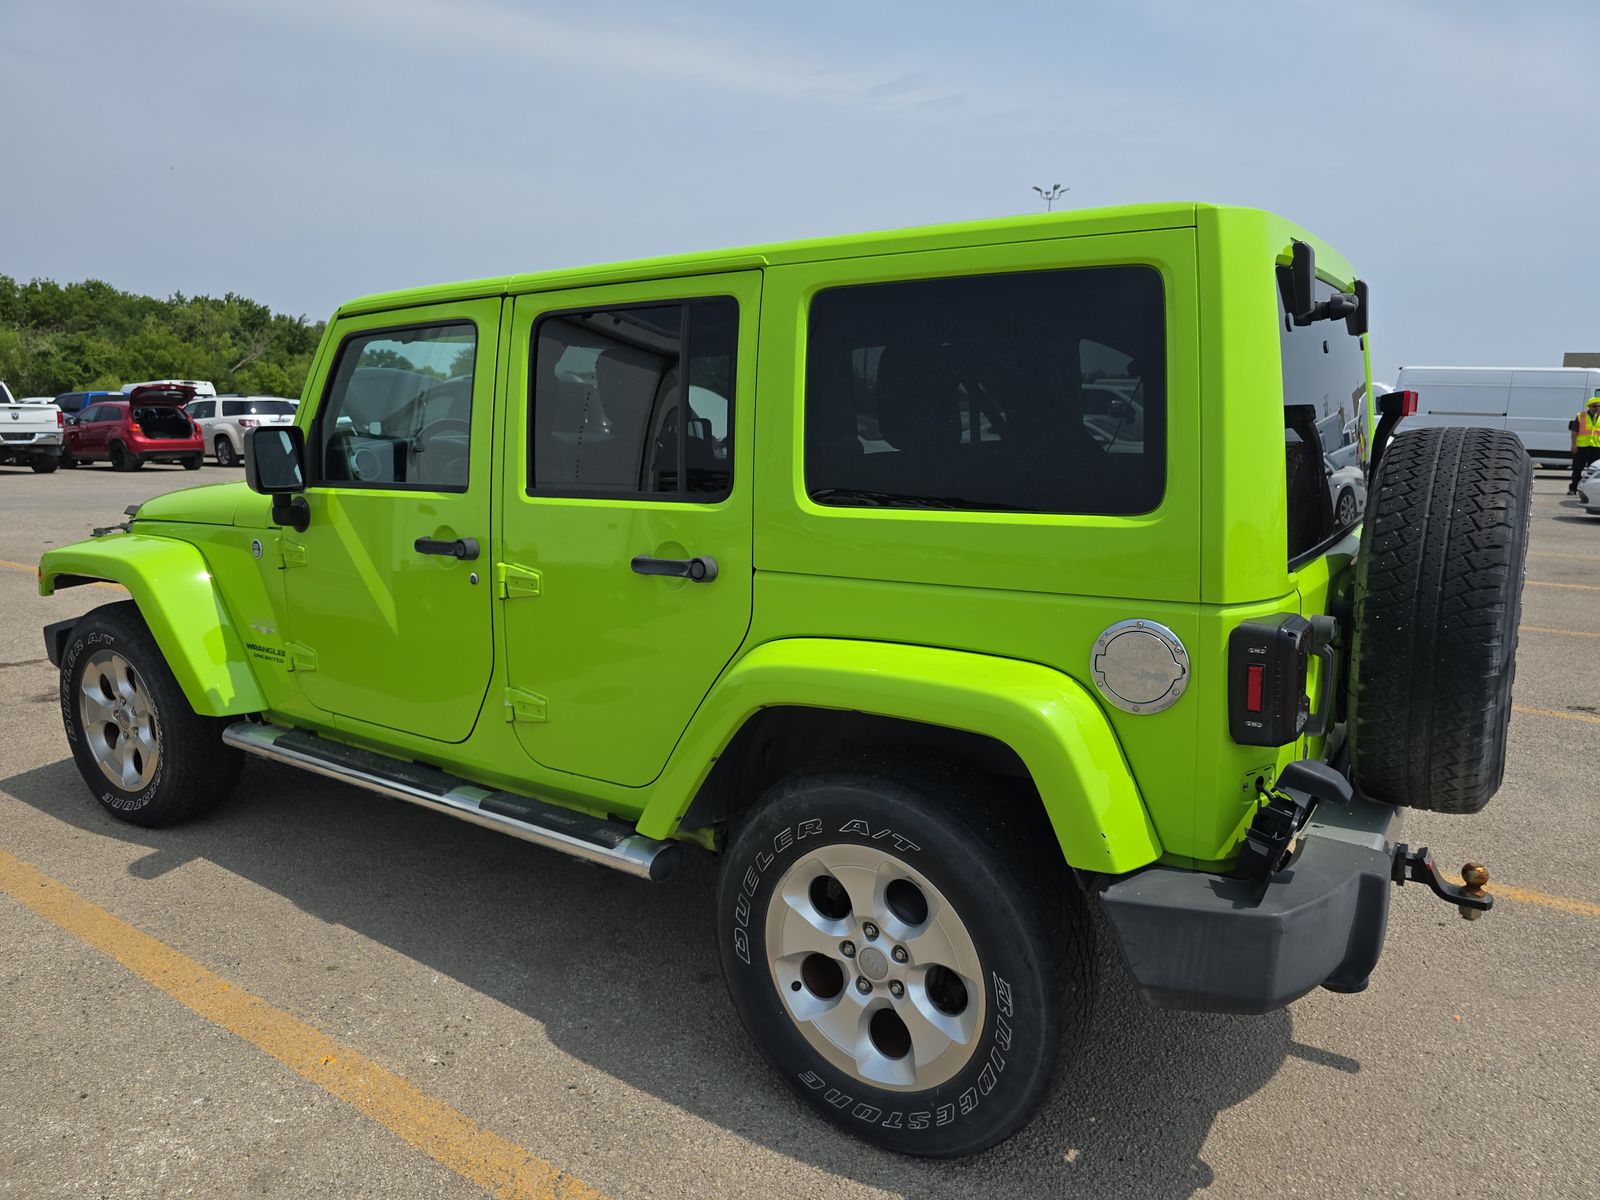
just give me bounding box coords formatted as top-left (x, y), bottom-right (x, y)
top-left (631, 554), bottom-right (718, 583)
top-left (415, 536), bottom-right (480, 560)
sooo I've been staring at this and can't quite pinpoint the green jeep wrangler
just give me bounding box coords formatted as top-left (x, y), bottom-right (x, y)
top-left (39, 204), bottom-right (1530, 1157)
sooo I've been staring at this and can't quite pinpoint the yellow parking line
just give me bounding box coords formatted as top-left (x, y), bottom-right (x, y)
top-left (0, 558), bottom-right (123, 590)
top-left (1522, 626), bottom-right (1600, 640)
top-left (0, 848), bottom-right (606, 1200)
top-left (1526, 579), bottom-right (1600, 592)
top-left (1444, 873), bottom-right (1600, 919)
top-left (1513, 703), bottom-right (1600, 726)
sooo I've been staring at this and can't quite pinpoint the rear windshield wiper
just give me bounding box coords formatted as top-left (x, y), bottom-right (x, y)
top-left (808, 487), bottom-right (1022, 512)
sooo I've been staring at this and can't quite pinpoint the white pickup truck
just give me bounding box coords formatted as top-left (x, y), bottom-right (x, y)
top-left (0, 381), bottom-right (64, 473)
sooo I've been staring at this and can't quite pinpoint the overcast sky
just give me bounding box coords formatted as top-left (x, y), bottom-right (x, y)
top-left (3, 0), bottom-right (1596, 381)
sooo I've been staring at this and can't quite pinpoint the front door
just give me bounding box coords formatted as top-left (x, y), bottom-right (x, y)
top-left (280, 300), bottom-right (502, 742)
top-left (499, 272), bottom-right (760, 785)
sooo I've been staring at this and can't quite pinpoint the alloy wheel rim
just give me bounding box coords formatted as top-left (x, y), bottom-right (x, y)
top-left (79, 649), bottom-right (160, 791)
top-left (764, 843), bottom-right (985, 1091)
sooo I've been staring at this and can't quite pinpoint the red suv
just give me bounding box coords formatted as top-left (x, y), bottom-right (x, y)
top-left (63, 385), bottom-right (205, 471)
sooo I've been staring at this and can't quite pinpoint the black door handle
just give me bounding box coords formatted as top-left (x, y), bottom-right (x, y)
top-left (631, 554), bottom-right (718, 582)
top-left (415, 536), bottom-right (480, 561)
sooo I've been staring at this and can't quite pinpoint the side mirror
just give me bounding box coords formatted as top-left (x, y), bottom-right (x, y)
top-left (244, 425), bottom-right (310, 532)
top-left (64, 416), bottom-right (78, 426)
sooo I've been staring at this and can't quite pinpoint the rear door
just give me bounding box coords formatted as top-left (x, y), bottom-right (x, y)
top-left (498, 272), bottom-right (759, 785)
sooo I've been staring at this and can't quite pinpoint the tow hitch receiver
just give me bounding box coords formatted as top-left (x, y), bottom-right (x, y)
top-left (1392, 844), bottom-right (1493, 920)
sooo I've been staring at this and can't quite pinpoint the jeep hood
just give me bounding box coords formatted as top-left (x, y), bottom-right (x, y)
top-left (131, 481), bottom-right (273, 527)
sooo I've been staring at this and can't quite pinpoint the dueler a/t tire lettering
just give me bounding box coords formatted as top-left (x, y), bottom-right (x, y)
top-left (716, 763), bottom-right (1092, 1157)
top-left (1350, 427), bottom-right (1533, 813)
top-left (61, 601), bottom-right (244, 827)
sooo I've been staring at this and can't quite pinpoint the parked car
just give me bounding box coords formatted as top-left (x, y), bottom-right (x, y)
top-left (52, 390), bottom-right (122, 418)
top-left (1574, 458), bottom-right (1600, 515)
top-left (186, 395), bottom-right (298, 465)
top-left (1325, 442), bottom-right (1367, 526)
top-left (0, 382), bottom-right (63, 472)
top-left (62, 385), bottom-right (204, 471)
top-left (1394, 365), bottom-right (1600, 468)
top-left (37, 205), bottom-right (1524, 1157)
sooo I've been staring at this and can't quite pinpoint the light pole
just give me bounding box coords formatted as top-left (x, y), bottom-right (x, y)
top-left (1032, 183), bottom-right (1067, 211)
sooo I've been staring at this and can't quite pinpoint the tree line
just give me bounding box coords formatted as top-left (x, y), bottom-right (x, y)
top-left (0, 275), bottom-right (325, 399)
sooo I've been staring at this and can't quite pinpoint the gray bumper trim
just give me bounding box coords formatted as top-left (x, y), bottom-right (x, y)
top-left (1097, 797), bottom-right (1401, 1014)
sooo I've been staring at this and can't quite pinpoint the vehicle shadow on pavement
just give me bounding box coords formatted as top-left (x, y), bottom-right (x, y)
top-left (3, 756), bottom-right (1303, 1198)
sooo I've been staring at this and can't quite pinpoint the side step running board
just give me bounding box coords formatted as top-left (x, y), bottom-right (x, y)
top-left (222, 722), bottom-right (682, 881)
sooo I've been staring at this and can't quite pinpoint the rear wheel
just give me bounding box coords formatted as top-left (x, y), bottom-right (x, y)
top-left (60, 602), bottom-right (243, 827)
top-left (183, 455), bottom-right (202, 471)
top-left (214, 436), bottom-right (237, 467)
top-left (1350, 427), bottom-right (1532, 813)
top-left (717, 763), bottom-right (1091, 1157)
top-left (109, 442), bottom-right (142, 472)
top-left (30, 456), bottom-right (59, 474)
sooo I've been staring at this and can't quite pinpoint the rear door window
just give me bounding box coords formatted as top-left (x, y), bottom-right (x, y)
top-left (1277, 268), bottom-right (1368, 562)
top-left (529, 298), bottom-right (737, 499)
top-left (804, 266), bottom-right (1165, 514)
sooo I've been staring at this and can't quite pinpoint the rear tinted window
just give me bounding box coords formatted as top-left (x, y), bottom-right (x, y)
top-left (805, 266), bottom-right (1165, 514)
top-left (1277, 268), bottom-right (1368, 562)
top-left (222, 399), bottom-right (295, 417)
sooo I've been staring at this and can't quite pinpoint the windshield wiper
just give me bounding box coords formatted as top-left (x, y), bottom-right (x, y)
top-left (808, 487), bottom-right (1021, 512)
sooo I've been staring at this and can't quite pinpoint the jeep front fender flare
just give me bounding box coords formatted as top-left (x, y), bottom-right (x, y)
top-left (38, 534), bottom-right (267, 717)
top-left (638, 639), bottom-right (1161, 874)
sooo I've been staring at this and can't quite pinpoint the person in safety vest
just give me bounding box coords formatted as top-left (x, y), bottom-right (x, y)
top-left (1570, 391), bottom-right (1600, 494)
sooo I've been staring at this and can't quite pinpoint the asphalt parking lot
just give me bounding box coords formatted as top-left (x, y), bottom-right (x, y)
top-left (1, 461), bottom-right (1596, 1200)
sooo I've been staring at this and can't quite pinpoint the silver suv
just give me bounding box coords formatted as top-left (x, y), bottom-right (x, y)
top-left (186, 396), bottom-right (297, 465)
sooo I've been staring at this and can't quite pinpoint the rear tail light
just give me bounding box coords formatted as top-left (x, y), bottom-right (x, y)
top-left (1378, 389), bottom-right (1418, 418)
top-left (1228, 615), bottom-right (1313, 745)
top-left (238, 418), bottom-right (259, 429)
top-left (56, 410), bottom-right (64, 427)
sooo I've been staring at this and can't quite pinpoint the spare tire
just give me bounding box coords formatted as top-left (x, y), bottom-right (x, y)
top-left (1349, 427), bottom-right (1532, 813)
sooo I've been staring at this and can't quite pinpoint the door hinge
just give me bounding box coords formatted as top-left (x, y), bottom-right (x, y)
top-left (495, 562), bottom-right (542, 599)
top-left (277, 538), bottom-right (307, 568)
top-left (284, 641), bottom-right (317, 672)
top-left (503, 687), bottom-right (548, 723)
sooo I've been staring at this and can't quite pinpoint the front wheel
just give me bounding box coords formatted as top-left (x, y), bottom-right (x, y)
top-left (60, 601), bottom-right (243, 827)
top-left (717, 764), bottom-right (1091, 1157)
top-left (1335, 486), bottom-right (1359, 527)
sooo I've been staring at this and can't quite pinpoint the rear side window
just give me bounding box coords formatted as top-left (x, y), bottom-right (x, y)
top-left (1277, 268), bottom-right (1368, 562)
top-left (188, 400), bottom-right (214, 419)
top-left (223, 399), bottom-right (295, 417)
top-left (315, 322), bottom-right (476, 491)
top-left (805, 266), bottom-right (1165, 514)
top-left (529, 298), bottom-right (737, 499)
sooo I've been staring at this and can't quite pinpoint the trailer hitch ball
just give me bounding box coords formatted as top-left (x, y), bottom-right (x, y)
top-left (1459, 862), bottom-right (1490, 921)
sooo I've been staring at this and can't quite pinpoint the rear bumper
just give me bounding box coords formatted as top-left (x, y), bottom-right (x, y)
top-left (1097, 796), bottom-right (1400, 1014)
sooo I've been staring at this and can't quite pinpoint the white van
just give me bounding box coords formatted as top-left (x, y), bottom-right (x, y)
top-left (1393, 366), bottom-right (1600, 466)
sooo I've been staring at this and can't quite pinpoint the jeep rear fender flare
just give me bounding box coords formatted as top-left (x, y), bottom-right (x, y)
top-left (637, 638), bottom-right (1162, 874)
top-left (38, 534), bottom-right (267, 717)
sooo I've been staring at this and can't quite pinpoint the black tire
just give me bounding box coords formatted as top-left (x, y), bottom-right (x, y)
top-left (183, 455), bottom-right (203, 471)
top-left (60, 601), bottom-right (243, 827)
top-left (109, 442), bottom-right (142, 472)
top-left (717, 763), bottom-right (1092, 1157)
top-left (1350, 427), bottom-right (1532, 813)
top-left (30, 456), bottom-right (59, 474)
top-left (1335, 486), bottom-right (1358, 527)
top-left (214, 436), bottom-right (237, 467)
top-left (59, 452), bottom-right (77, 468)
